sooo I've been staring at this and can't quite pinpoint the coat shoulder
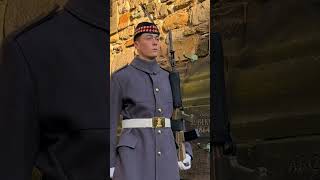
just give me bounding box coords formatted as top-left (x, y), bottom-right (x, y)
top-left (160, 66), bottom-right (171, 74)
top-left (111, 64), bottom-right (129, 76)
top-left (9, 4), bottom-right (60, 41)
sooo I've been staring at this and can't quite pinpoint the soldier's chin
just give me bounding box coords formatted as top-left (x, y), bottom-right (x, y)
top-left (147, 56), bottom-right (157, 60)
top-left (148, 53), bottom-right (159, 59)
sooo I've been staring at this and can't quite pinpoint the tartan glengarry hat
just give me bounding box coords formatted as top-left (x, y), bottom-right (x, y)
top-left (134, 22), bottom-right (160, 41)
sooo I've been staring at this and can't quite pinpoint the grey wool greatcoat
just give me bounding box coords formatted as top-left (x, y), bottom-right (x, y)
top-left (110, 56), bottom-right (193, 180)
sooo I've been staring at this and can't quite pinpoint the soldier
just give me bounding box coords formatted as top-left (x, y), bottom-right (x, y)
top-left (110, 22), bottom-right (193, 180)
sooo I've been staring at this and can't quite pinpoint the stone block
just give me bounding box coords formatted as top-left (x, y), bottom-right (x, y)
top-left (173, 0), bottom-right (192, 11)
top-left (118, 12), bottom-right (131, 30)
top-left (191, 0), bottom-right (209, 26)
top-left (110, 33), bottom-right (119, 43)
top-left (110, 0), bottom-right (119, 34)
top-left (163, 11), bottom-right (189, 31)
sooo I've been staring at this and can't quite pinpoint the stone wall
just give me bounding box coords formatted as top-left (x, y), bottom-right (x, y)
top-left (110, 0), bottom-right (210, 75)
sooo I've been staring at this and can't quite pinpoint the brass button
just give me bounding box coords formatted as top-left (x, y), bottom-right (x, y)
top-left (158, 130), bottom-right (162, 134)
top-left (155, 88), bottom-right (160, 92)
top-left (157, 151), bottom-right (161, 156)
top-left (157, 108), bottom-right (162, 113)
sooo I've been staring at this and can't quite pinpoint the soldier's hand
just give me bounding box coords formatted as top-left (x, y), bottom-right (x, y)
top-left (110, 167), bottom-right (115, 178)
top-left (178, 154), bottom-right (191, 170)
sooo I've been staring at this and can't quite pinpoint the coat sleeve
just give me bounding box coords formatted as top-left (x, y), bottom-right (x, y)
top-left (110, 74), bottom-right (123, 167)
top-left (0, 38), bottom-right (39, 179)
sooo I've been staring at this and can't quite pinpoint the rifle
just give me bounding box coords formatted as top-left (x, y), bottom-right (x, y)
top-left (168, 30), bottom-right (200, 161)
top-left (139, 3), bottom-right (155, 24)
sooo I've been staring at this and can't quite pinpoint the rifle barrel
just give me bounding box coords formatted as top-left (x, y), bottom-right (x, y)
top-left (168, 30), bottom-right (176, 71)
top-left (140, 3), bottom-right (155, 23)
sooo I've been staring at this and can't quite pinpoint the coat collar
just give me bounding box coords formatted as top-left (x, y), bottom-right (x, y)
top-left (130, 56), bottom-right (161, 74)
top-left (64, 0), bottom-right (108, 31)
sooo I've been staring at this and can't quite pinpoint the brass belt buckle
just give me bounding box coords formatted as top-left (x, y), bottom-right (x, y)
top-left (152, 117), bottom-right (165, 128)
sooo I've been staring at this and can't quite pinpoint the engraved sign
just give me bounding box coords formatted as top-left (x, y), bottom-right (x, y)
top-left (185, 106), bottom-right (210, 138)
top-left (181, 105), bottom-right (210, 180)
top-left (288, 153), bottom-right (320, 178)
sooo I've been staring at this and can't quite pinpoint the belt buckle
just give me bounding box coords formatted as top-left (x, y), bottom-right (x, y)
top-left (152, 117), bottom-right (165, 128)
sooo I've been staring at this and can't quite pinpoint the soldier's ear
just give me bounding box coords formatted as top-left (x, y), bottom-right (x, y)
top-left (134, 40), bottom-right (139, 49)
top-left (134, 49), bottom-right (137, 56)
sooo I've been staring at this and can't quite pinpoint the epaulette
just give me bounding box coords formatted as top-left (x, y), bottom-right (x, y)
top-left (112, 64), bottom-right (129, 74)
top-left (12, 4), bottom-right (60, 39)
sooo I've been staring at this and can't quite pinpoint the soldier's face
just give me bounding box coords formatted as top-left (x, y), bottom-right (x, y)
top-left (135, 33), bottom-right (160, 60)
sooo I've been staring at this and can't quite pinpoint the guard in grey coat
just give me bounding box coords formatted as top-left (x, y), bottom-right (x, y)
top-left (110, 22), bottom-right (193, 180)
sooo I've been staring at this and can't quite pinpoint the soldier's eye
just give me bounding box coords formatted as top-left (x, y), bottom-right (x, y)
top-left (145, 36), bottom-right (153, 40)
top-left (143, 35), bottom-right (159, 41)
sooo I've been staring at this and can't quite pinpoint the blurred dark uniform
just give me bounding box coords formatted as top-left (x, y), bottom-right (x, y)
top-left (0, 0), bottom-right (109, 179)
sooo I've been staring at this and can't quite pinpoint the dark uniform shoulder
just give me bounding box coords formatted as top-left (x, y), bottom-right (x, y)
top-left (10, 4), bottom-right (60, 40)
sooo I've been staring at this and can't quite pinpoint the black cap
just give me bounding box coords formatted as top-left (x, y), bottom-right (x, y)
top-left (134, 22), bottom-right (160, 41)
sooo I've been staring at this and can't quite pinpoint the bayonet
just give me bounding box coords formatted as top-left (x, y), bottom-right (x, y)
top-left (139, 3), bottom-right (155, 24)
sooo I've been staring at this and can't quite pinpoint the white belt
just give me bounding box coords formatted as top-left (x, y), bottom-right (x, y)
top-left (122, 117), bottom-right (171, 128)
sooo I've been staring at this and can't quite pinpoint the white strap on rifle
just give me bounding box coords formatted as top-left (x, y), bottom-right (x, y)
top-left (122, 118), bottom-right (171, 128)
